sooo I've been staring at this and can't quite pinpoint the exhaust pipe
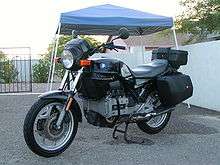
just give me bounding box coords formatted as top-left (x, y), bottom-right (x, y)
top-left (132, 107), bottom-right (175, 121)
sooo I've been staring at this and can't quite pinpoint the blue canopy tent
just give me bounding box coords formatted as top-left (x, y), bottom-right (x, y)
top-left (58, 4), bottom-right (173, 36)
top-left (60, 4), bottom-right (173, 35)
top-left (49, 4), bottom-right (179, 91)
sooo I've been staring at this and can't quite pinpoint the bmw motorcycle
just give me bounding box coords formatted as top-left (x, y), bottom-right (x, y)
top-left (23, 28), bottom-right (193, 157)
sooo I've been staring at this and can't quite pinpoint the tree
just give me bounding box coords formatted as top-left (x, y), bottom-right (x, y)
top-left (0, 51), bottom-right (6, 60)
top-left (177, 0), bottom-right (220, 39)
top-left (0, 51), bottom-right (18, 83)
top-left (32, 35), bottom-right (101, 83)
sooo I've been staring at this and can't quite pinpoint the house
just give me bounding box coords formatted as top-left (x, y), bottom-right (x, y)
top-left (106, 31), bottom-right (191, 53)
top-left (106, 30), bottom-right (220, 54)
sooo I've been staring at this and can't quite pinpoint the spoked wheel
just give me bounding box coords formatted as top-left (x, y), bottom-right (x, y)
top-left (137, 112), bottom-right (171, 134)
top-left (23, 99), bottom-right (78, 157)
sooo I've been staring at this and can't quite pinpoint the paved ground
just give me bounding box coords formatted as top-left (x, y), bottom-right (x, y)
top-left (0, 94), bottom-right (220, 165)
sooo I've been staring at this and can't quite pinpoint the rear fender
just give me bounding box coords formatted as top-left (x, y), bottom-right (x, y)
top-left (39, 90), bottom-right (82, 122)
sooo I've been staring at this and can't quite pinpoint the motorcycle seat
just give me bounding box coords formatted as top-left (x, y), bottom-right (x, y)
top-left (131, 59), bottom-right (168, 79)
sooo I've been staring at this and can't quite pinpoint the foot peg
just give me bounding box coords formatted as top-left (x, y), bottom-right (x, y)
top-left (112, 123), bottom-right (144, 144)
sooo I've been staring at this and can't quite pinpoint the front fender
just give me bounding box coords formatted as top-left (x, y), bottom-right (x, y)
top-left (39, 90), bottom-right (68, 100)
top-left (39, 90), bottom-right (82, 122)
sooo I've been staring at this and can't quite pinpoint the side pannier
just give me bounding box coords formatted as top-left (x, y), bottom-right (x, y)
top-left (156, 74), bottom-right (193, 106)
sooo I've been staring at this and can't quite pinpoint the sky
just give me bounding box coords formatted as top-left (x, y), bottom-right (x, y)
top-left (0, 0), bottom-right (183, 56)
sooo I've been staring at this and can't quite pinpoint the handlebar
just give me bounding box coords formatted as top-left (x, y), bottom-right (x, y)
top-left (89, 42), bottom-right (126, 55)
top-left (104, 42), bottom-right (126, 51)
top-left (113, 45), bottom-right (126, 50)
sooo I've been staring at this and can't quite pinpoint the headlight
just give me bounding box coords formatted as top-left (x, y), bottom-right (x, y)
top-left (61, 50), bottom-right (74, 69)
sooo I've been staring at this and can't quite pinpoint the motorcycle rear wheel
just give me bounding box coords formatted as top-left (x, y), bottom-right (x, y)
top-left (137, 112), bottom-right (171, 134)
top-left (23, 98), bottom-right (78, 157)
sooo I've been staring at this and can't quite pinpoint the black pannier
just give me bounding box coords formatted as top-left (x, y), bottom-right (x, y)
top-left (156, 74), bottom-right (193, 106)
top-left (152, 48), bottom-right (188, 69)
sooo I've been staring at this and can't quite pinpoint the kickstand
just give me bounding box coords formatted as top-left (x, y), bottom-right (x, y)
top-left (112, 122), bottom-right (144, 144)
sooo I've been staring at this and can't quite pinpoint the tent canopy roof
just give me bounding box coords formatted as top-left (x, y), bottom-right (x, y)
top-left (59, 4), bottom-right (173, 36)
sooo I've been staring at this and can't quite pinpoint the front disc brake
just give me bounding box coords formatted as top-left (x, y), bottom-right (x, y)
top-left (43, 113), bottom-right (65, 140)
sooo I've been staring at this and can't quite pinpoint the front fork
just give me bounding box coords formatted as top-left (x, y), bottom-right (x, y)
top-left (56, 69), bottom-right (83, 128)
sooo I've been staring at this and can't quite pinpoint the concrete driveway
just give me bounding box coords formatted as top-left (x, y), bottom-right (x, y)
top-left (0, 94), bottom-right (220, 165)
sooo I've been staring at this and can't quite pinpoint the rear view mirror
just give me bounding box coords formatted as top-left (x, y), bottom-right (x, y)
top-left (72, 30), bottom-right (78, 39)
top-left (118, 28), bottom-right (130, 40)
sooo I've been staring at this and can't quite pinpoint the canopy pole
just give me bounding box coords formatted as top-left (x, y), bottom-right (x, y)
top-left (49, 22), bottom-right (61, 91)
top-left (47, 36), bottom-right (56, 91)
top-left (172, 27), bottom-right (179, 50)
top-left (141, 35), bottom-right (145, 63)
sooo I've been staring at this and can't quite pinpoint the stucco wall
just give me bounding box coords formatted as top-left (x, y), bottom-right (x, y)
top-left (179, 41), bottom-right (220, 111)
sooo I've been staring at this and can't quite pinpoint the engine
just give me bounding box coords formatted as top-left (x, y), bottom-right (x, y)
top-left (77, 57), bottom-right (155, 127)
top-left (81, 80), bottom-right (157, 127)
top-left (82, 93), bottom-right (157, 128)
top-left (82, 94), bottom-right (127, 127)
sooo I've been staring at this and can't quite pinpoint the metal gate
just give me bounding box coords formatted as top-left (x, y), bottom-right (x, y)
top-left (0, 47), bottom-right (32, 93)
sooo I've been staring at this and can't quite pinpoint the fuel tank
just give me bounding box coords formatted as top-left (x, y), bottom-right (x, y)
top-left (85, 57), bottom-right (123, 80)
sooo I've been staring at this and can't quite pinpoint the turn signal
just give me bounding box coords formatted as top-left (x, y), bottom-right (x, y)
top-left (79, 60), bottom-right (92, 67)
top-left (55, 57), bottom-right (61, 63)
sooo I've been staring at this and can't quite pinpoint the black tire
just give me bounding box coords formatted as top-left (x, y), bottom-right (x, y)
top-left (23, 99), bottom-right (78, 157)
top-left (137, 112), bottom-right (171, 134)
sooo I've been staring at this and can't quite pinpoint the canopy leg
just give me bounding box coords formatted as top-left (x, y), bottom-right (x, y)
top-left (49, 23), bottom-right (61, 91)
top-left (172, 27), bottom-right (179, 50)
top-left (141, 35), bottom-right (145, 64)
top-left (47, 37), bottom-right (56, 91)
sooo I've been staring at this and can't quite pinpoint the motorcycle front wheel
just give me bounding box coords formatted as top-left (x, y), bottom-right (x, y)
top-left (23, 98), bottom-right (78, 157)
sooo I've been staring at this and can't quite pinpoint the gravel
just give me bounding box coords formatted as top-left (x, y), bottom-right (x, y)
top-left (0, 94), bottom-right (220, 165)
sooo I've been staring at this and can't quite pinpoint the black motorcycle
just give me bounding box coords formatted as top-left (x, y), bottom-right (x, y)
top-left (23, 28), bottom-right (193, 157)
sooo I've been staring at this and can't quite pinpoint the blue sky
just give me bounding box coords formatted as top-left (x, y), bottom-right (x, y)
top-left (0, 0), bottom-right (182, 56)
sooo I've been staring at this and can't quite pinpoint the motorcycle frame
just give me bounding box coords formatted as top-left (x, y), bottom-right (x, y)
top-left (59, 69), bottom-right (83, 92)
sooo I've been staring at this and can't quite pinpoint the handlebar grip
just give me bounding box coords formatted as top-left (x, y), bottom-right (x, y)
top-left (114, 45), bottom-right (126, 50)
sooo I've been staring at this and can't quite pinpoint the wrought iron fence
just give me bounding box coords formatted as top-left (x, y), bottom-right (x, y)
top-left (0, 47), bottom-right (32, 93)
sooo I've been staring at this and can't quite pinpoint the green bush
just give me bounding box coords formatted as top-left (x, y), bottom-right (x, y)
top-left (0, 51), bottom-right (18, 83)
top-left (32, 59), bottom-right (50, 83)
top-left (32, 59), bottom-right (65, 83)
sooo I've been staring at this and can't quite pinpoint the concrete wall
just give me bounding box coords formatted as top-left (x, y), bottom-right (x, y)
top-left (179, 41), bottom-right (220, 111)
top-left (94, 40), bottom-right (220, 111)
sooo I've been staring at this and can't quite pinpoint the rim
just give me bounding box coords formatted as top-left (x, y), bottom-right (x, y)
top-left (146, 113), bottom-right (167, 128)
top-left (33, 102), bottom-right (74, 151)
